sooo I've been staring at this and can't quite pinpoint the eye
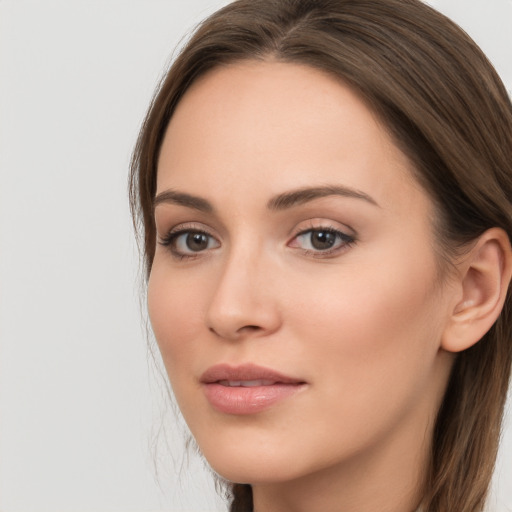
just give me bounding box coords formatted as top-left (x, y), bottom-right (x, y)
top-left (290, 227), bottom-right (355, 255)
top-left (159, 229), bottom-right (220, 258)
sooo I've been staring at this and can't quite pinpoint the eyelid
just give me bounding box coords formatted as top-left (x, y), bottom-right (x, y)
top-left (289, 218), bottom-right (356, 239)
top-left (158, 220), bottom-right (214, 237)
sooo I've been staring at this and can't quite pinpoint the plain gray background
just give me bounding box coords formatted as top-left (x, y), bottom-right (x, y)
top-left (0, 1), bottom-right (511, 511)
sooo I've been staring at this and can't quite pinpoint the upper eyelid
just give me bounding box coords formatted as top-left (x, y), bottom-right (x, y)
top-left (295, 225), bottom-right (348, 236)
top-left (171, 223), bottom-right (212, 233)
top-left (160, 221), bottom-right (216, 236)
top-left (291, 227), bottom-right (355, 244)
top-left (290, 219), bottom-right (356, 238)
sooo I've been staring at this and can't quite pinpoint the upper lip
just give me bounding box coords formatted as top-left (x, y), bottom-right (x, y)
top-left (200, 363), bottom-right (305, 385)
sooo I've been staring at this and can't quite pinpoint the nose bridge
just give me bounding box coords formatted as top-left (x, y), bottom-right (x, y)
top-left (206, 235), bottom-right (279, 339)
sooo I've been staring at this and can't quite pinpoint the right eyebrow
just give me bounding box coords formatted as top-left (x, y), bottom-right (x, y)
top-left (153, 189), bottom-right (214, 213)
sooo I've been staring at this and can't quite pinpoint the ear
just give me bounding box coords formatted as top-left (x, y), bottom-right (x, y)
top-left (441, 228), bottom-right (512, 353)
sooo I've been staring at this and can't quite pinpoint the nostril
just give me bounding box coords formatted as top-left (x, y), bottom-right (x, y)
top-left (239, 325), bottom-right (262, 333)
top-left (209, 324), bottom-right (262, 339)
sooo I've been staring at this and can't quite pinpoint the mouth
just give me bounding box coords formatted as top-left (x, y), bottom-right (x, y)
top-left (217, 379), bottom-right (280, 387)
top-left (200, 364), bottom-right (306, 415)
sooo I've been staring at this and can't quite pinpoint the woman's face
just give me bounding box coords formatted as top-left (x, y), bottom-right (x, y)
top-left (149, 61), bottom-right (456, 486)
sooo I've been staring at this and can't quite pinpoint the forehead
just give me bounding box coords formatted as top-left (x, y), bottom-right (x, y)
top-left (157, 60), bottom-right (427, 215)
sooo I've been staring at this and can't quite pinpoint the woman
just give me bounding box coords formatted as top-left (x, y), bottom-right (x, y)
top-left (130, 0), bottom-right (512, 510)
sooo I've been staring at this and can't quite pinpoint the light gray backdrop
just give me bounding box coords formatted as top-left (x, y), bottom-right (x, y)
top-left (0, 1), bottom-right (511, 511)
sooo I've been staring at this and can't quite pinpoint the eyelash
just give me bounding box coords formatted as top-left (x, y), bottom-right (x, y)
top-left (158, 223), bottom-right (356, 260)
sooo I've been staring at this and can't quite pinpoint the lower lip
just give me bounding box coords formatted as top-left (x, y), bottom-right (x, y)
top-left (203, 383), bottom-right (304, 415)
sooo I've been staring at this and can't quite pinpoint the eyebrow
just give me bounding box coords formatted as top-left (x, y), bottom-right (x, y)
top-left (153, 189), bottom-right (213, 212)
top-left (267, 185), bottom-right (379, 210)
top-left (153, 185), bottom-right (379, 213)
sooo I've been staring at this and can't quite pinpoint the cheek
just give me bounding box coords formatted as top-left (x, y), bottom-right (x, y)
top-left (260, 258), bottom-right (448, 468)
top-left (286, 253), bottom-right (445, 403)
top-left (291, 260), bottom-right (437, 339)
top-left (147, 262), bottom-right (206, 375)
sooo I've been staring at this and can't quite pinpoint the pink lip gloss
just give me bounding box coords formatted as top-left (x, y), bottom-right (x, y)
top-left (201, 363), bottom-right (306, 415)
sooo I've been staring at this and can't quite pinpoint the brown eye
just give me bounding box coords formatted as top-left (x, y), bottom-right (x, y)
top-left (186, 232), bottom-right (210, 251)
top-left (160, 229), bottom-right (220, 258)
top-left (292, 228), bottom-right (355, 254)
top-left (310, 230), bottom-right (337, 250)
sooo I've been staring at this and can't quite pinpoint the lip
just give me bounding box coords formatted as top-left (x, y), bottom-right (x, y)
top-left (200, 363), bottom-right (306, 415)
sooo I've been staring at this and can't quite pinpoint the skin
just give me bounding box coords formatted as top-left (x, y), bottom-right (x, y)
top-left (148, 61), bottom-right (461, 512)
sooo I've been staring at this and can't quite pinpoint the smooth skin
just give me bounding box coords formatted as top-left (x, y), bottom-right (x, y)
top-left (148, 61), bottom-right (511, 512)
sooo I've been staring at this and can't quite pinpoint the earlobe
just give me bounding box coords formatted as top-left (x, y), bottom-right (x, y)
top-left (441, 228), bottom-right (512, 353)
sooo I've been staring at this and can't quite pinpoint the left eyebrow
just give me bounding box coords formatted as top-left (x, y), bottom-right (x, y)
top-left (267, 185), bottom-right (380, 211)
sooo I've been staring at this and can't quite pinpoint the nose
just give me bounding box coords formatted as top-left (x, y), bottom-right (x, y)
top-left (206, 249), bottom-right (281, 341)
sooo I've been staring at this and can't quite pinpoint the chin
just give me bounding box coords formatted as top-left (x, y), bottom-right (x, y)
top-left (197, 429), bottom-right (354, 488)
top-left (210, 460), bottom-right (303, 486)
top-left (198, 437), bottom-right (308, 485)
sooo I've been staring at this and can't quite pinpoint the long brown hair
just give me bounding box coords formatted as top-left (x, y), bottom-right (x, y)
top-left (129, 1), bottom-right (512, 510)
